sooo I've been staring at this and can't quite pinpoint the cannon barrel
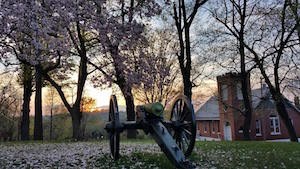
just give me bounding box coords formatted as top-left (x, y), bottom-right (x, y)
top-left (142, 102), bottom-right (164, 116)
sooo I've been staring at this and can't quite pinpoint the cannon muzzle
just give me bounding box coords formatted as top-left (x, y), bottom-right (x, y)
top-left (143, 102), bottom-right (164, 117)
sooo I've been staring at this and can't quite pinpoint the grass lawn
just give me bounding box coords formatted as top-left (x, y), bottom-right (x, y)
top-left (0, 140), bottom-right (299, 168)
top-left (192, 141), bottom-right (300, 169)
top-left (112, 140), bottom-right (300, 169)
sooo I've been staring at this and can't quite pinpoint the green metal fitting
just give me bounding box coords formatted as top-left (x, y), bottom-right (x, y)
top-left (143, 102), bottom-right (164, 116)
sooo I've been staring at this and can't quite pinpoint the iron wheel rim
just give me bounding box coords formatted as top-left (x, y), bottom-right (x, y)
top-left (169, 95), bottom-right (196, 157)
top-left (108, 95), bottom-right (120, 160)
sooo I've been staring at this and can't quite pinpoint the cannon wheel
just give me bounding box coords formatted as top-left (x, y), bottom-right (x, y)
top-left (169, 95), bottom-right (196, 157)
top-left (108, 95), bottom-right (120, 160)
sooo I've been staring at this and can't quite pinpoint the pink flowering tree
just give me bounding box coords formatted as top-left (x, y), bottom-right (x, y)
top-left (43, 0), bottom-right (162, 139)
top-left (37, 0), bottom-right (103, 140)
top-left (0, 0), bottom-right (67, 140)
top-left (133, 29), bottom-right (180, 107)
top-left (1, 0), bottom-right (164, 140)
top-left (89, 0), bottom-right (161, 138)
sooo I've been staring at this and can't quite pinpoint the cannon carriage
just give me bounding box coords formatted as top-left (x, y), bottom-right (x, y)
top-left (105, 94), bottom-right (196, 168)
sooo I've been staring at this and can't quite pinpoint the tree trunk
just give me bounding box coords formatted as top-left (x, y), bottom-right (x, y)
top-left (34, 66), bottom-right (43, 140)
top-left (238, 3), bottom-right (252, 140)
top-left (121, 85), bottom-right (136, 138)
top-left (273, 94), bottom-right (298, 142)
top-left (183, 3), bottom-right (193, 101)
top-left (80, 113), bottom-right (87, 139)
top-left (70, 108), bottom-right (83, 140)
top-left (38, 21), bottom-right (89, 140)
top-left (183, 75), bottom-right (192, 100)
top-left (259, 69), bottom-right (298, 142)
top-left (241, 73), bottom-right (252, 140)
top-left (21, 64), bottom-right (33, 141)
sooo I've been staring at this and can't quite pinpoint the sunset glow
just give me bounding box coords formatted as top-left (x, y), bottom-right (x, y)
top-left (86, 87), bottom-right (112, 107)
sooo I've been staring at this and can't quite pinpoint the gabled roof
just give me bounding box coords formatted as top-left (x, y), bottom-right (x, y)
top-left (254, 92), bottom-right (300, 117)
top-left (251, 86), bottom-right (269, 109)
top-left (195, 96), bottom-right (220, 121)
top-left (254, 93), bottom-right (277, 118)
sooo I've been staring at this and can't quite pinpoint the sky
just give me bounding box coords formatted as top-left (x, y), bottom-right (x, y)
top-left (29, 86), bottom-right (114, 116)
top-left (0, 65), bottom-right (127, 115)
top-left (85, 83), bottom-right (113, 107)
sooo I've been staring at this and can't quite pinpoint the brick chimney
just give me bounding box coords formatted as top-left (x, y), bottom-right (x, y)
top-left (294, 96), bottom-right (300, 109)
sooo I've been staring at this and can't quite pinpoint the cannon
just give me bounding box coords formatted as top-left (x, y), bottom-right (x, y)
top-left (105, 95), bottom-right (196, 168)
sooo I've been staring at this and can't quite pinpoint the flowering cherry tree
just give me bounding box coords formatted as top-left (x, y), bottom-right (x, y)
top-left (89, 0), bottom-right (161, 138)
top-left (0, 0), bottom-right (67, 140)
top-left (1, 0), bottom-right (164, 140)
top-left (37, 0), bottom-right (102, 140)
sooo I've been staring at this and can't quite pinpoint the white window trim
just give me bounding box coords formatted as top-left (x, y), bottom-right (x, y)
top-left (237, 82), bottom-right (243, 100)
top-left (270, 116), bottom-right (281, 135)
top-left (204, 123), bottom-right (208, 133)
top-left (256, 120), bottom-right (262, 136)
top-left (212, 121), bottom-right (216, 133)
top-left (221, 85), bottom-right (228, 101)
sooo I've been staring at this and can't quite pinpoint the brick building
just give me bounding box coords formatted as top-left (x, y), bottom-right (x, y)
top-left (196, 72), bottom-right (300, 141)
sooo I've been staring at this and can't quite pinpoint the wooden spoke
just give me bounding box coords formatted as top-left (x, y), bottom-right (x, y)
top-left (183, 128), bottom-right (192, 136)
top-left (168, 95), bottom-right (196, 157)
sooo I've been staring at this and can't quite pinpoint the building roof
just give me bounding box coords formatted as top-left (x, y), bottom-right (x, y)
top-left (195, 96), bottom-right (220, 121)
top-left (254, 93), bottom-right (277, 118)
top-left (251, 86), bottom-right (269, 109)
top-left (196, 86), bottom-right (300, 120)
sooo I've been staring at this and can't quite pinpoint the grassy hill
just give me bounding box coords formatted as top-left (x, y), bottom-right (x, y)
top-left (30, 110), bottom-right (129, 140)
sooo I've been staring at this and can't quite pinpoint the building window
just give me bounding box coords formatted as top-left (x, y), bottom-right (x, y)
top-left (256, 120), bottom-right (262, 136)
top-left (237, 82), bottom-right (243, 100)
top-left (221, 84), bottom-right (228, 101)
top-left (212, 121), bottom-right (215, 133)
top-left (223, 104), bottom-right (228, 112)
top-left (238, 126), bottom-right (243, 133)
top-left (204, 122), bottom-right (207, 133)
top-left (270, 115), bottom-right (281, 135)
top-left (217, 122), bottom-right (220, 132)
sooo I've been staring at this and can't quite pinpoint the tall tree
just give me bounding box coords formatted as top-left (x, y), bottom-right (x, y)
top-left (20, 64), bottom-right (33, 140)
top-left (39, 0), bottom-right (103, 140)
top-left (0, 53), bottom-right (33, 141)
top-left (0, 74), bottom-right (22, 141)
top-left (210, 0), bottom-right (299, 141)
top-left (209, 0), bottom-right (257, 140)
top-left (172, 0), bottom-right (208, 100)
top-left (89, 0), bottom-right (161, 138)
top-left (250, 0), bottom-right (299, 142)
top-left (133, 29), bottom-right (180, 107)
top-left (0, 3), bottom-right (34, 141)
top-left (0, 0), bottom-right (68, 140)
top-left (44, 86), bottom-right (61, 140)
